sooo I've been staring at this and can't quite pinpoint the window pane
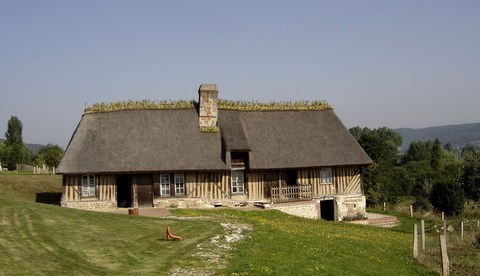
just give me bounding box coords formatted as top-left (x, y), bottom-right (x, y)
top-left (320, 168), bottom-right (332, 184)
top-left (81, 175), bottom-right (95, 197)
top-left (231, 171), bottom-right (244, 194)
top-left (160, 174), bottom-right (170, 196)
top-left (174, 173), bottom-right (185, 195)
top-left (160, 174), bottom-right (170, 185)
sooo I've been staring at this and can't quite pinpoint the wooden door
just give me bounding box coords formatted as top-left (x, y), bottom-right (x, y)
top-left (263, 172), bottom-right (278, 199)
top-left (136, 175), bottom-right (153, 207)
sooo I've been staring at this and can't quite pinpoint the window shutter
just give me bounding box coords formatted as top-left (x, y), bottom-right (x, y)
top-left (153, 174), bottom-right (160, 198)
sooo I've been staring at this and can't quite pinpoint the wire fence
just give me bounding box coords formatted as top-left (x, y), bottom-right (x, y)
top-left (13, 163), bottom-right (56, 174)
top-left (413, 216), bottom-right (480, 275)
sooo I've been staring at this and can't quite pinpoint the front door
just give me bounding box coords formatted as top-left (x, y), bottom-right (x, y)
top-left (136, 175), bottom-right (153, 207)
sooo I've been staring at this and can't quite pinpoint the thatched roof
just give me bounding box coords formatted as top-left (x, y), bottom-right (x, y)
top-left (58, 109), bottom-right (227, 174)
top-left (58, 108), bottom-right (371, 174)
top-left (219, 110), bottom-right (372, 169)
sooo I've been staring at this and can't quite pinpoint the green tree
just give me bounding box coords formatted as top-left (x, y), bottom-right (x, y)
top-left (357, 128), bottom-right (401, 166)
top-left (0, 140), bottom-right (5, 168)
top-left (3, 143), bottom-right (31, 169)
top-left (430, 179), bottom-right (464, 216)
top-left (2, 116), bottom-right (31, 169)
top-left (461, 153), bottom-right (480, 202)
top-left (461, 145), bottom-right (478, 158)
top-left (349, 126), bottom-right (364, 141)
top-left (5, 116), bottom-right (23, 146)
top-left (34, 144), bottom-right (64, 168)
top-left (350, 127), bottom-right (402, 205)
top-left (402, 141), bottom-right (433, 163)
top-left (430, 138), bottom-right (443, 170)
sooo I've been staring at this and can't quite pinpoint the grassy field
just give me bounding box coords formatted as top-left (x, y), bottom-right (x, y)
top-left (174, 209), bottom-right (436, 275)
top-left (370, 199), bottom-right (480, 275)
top-left (0, 174), bottom-right (437, 275)
top-left (0, 173), bottom-right (62, 203)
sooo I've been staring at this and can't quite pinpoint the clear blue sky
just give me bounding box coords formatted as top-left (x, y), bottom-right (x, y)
top-left (1, 0), bottom-right (479, 148)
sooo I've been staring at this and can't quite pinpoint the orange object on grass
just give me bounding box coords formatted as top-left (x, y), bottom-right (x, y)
top-left (166, 226), bottom-right (182, 241)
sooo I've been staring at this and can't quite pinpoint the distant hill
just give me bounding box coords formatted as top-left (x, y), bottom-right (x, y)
top-left (395, 122), bottom-right (480, 151)
top-left (26, 143), bottom-right (44, 155)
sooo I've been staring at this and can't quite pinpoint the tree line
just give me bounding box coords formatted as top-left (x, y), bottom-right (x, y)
top-left (0, 116), bottom-right (63, 170)
top-left (351, 126), bottom-right (480, 217)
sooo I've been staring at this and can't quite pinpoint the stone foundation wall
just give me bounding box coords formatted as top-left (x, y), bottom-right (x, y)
top-left (335, 194), bottom-right (366, 221)
top-left (61, 200), bottom-right (116, 210)
top-left (271, 201), bottom-right (319, 219)
top-left (154, 198), bottom-right (211, 208)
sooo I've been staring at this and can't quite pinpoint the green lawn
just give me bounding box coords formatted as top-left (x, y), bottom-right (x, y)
top-left (173, 209), bottom-right (437, 275)
top-left (0, 173), bottom-right (62, 203)
top-left (0, 174), bottom-right (437, 275)
top-left (0, 197), bottom-right (223, 275)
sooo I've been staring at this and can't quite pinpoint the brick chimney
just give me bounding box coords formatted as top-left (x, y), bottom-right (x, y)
top-left (198, 84), bottom-right (218, 128)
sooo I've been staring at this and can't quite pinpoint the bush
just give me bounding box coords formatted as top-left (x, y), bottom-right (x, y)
top-left (429, 180), bottom-right (465, 216)
top-left (474, 232), bottom-right (480, 249)
top-left (412, 195), bottom-right (431, 212)
top-left (342, 213), bottom-right (368, 221)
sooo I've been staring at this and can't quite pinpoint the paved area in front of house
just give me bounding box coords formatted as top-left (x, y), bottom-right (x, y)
top-left (104, 207), bottom-right (172, 217)
top-left (366, 212), bottom-right (400, 227)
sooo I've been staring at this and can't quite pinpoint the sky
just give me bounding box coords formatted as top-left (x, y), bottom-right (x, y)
top-left (1, 0), bottom-right (479, 148)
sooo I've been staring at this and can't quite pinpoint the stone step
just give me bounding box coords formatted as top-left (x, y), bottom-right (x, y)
top-left (368, 216), bottom-right (400, 228)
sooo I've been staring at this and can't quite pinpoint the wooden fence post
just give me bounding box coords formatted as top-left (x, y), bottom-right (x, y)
top-left (442, 212), bottom-right (445, 221)
top-left (443, 220), bottom-right (447, 237)
top-left (410, 205), bottom-right (413, 217)
top-left (421, 220), bottom-right (425, 250)
top-left (413, 224), bottom-right (418, 259)
top-left (383, 202), bottom-right (386, 211)
top-left (440, 234), bottom-right (449, 276)
top-left (461, 221), bottom-right (464, 241)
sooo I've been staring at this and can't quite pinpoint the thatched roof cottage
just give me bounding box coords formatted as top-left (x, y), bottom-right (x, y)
top-left (58, 84), bottom-right (371, 220)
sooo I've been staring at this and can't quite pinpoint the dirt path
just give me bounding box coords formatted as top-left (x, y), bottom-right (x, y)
top-left (103, 207), bottom-right (172, 217)
top-left (103, 207), bottom-right (252, 275)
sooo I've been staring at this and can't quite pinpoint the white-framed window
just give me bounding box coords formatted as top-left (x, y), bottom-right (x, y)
top-left (174, 173), bottom-right (185, 196)
top-left (231, 170), bottom-right (245, 194)
top-left (320, 167), bottom-right (333, 184)
top-left (81, 175), bottom-right (96, 197)
top-left (160, 173), bottom-right (170, 196)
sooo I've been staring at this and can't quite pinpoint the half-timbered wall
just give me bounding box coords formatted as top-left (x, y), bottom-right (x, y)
top-left (61, 167), bottom-right (363, 209)
top-left (333, 167), bottom-right (362, 194)
top-left (247, 172), bottom-right (264, 200)
top-left (62, 175), bottom-right (81, 202)
top-left (297, 169), bottom-right (335, 195)
top-left (297, 166), bottom-right (361, 196)
top-left (96, 175), bottom-right (117, 200)
top-left (61, 175), bottom-right (116, 209)
top-left (185, 172), bottom-right (230, 200)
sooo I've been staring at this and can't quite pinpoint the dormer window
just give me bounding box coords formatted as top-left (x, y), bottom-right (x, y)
top-left (231, 151), bottom-right (249, 166)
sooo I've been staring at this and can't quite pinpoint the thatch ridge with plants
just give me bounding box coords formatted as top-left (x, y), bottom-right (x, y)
top-left (84, 99), bottom-right (333, 113)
